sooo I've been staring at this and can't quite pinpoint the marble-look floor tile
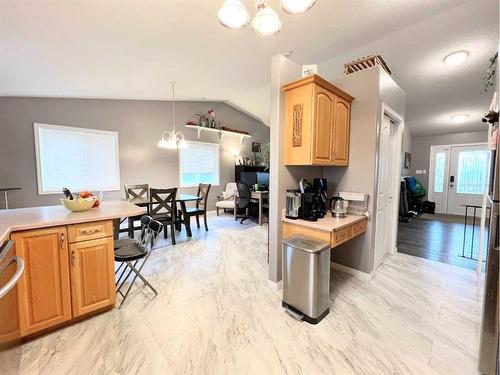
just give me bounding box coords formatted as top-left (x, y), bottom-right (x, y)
top-left (2, 213), bottom-right (485, 375)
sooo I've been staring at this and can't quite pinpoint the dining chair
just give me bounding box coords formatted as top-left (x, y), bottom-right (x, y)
top-left (150, 187), bottom-right (177, 244)
top-left (182, 183), bottom-right (211, 231)
top-left (124, 184), bottom-right (150, 238)
top-left (115, 219), bottom-right (163, 308)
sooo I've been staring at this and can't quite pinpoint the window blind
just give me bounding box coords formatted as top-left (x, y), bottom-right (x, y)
top-left (179, 141), bottom-right (220, 187)
top-left (34, 123), bottom-right (120, 194)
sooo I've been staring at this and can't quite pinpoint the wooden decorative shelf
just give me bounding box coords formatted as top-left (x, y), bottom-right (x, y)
top-left (185, 124), bottom-right (251, 143)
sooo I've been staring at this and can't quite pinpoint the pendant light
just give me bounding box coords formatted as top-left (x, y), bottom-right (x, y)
top-left (158, 82), bottom-right (188, 149)
top-left (251, 1), bottom-right (282, 36)
top-left (218, 0), bottom-right (249, 29)
top-left (280, 0), bottom-right (316, 14)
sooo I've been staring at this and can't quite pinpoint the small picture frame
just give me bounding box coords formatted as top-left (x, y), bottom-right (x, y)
top-left (252, 142), bottom-right (261, 153)
top-left (404, 152), bottom-right (411, 169)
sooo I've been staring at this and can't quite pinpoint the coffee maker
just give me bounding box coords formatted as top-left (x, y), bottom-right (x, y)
top-left (299, 179), bottom-right (320, 221)
top-left (312, 178), bottom-right (328, 218)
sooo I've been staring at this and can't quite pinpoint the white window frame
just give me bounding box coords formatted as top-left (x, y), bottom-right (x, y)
top-left (178, 140), bottom-right (220, 188)
top-left (34, 123), bottom-right (121, 195)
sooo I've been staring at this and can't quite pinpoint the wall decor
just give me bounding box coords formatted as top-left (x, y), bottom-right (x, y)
top-left (404, 152), bottom-right (411, 169)
top-left (252, 142), bottom-right (261, 153)
top-left (292, 104), bottom-right (303, 147)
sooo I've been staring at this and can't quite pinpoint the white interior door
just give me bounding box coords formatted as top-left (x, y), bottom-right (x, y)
top-left (447, 145), bottom-right (489, 215)
top-left (374, 115), bottom-right (394, 268)
top-left (429, 146), bottom-right (450, 214)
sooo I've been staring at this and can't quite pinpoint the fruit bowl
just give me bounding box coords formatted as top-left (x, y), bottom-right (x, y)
top-left (60, 197), bottom-right (96, 212)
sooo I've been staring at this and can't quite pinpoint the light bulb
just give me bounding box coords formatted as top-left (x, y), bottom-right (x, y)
top-left (218, 0), bottom-right (249, 29)
top-left (280, 0), bottom-right (316, 14)
top-left (251, 5), bottom-right (282, 36)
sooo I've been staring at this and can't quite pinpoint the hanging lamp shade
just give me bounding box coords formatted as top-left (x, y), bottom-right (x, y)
top-left (251, 3), bottom-right (282, 36)
top-left (158, 82), bottom-right (188, 150)
top-left (218, 0), bottom-right (249, 29)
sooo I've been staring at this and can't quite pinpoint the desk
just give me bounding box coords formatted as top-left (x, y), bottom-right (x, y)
top-left (0, 187), bottom-right (21, 209)
top-left (251, 190), bottom-right (268, 226)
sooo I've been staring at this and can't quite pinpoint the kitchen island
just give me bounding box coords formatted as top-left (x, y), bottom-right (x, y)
top-left (0, 201), bottom-right (144, 342)
top-left (282, 212), bottom-right (367, 248)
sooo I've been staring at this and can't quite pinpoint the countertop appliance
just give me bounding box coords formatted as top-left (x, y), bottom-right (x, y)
top-left (479, 119), bottom-right (499, 375)
top-left (282, 235), bottom-right (331, 324)
top-left (299, 179), bottom-right (320, 221)
top-left (0, 240), bottom-right (24, 349)
top-left (313, 178), bottom-right (328, 217)
top-left (331, 196), bottom-right (348, 218)
top-left (286, 190), bottom-right (301, 219)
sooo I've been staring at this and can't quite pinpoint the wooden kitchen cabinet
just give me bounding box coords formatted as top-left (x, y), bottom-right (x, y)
top-left (11, 227), bottom-right (72, 336)
top-left (69, 237), bottom-right (115, 317)
top-left (283, 75), bottom-right (353, 166)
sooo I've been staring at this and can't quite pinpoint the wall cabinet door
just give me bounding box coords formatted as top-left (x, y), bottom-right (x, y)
top-left (331, 95), bottom-right (351, 166)
top-left (312, 86), bottom-right (335, 164)
top-left (11, 227), bottom-right (72, 336)
top-left (69, 237), bottom-right (115, 317)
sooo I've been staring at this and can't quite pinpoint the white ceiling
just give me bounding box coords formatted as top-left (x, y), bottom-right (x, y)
top-left (0, 0), bottom-right (497, 136)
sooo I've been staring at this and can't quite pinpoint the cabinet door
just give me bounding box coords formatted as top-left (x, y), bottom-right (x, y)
top-left (69, 237), bottom-right (115, 317)
top-left (11, 227), bottom-right (71, 336)
top-left (312, 85), bottom-right (335, 164)
top-left (331, 96), bottom-right (351, 166)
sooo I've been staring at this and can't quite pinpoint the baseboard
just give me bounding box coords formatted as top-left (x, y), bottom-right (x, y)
top-left (268, 279), bottom-right (283, 291)
top-left (330, 262), bottom-right (374, 281)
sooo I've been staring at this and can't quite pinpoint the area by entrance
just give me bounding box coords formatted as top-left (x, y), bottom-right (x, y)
top-left (428, 143), bottom-right (489, 215)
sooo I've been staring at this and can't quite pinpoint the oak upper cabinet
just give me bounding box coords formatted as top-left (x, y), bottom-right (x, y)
top-left (283, 75), bottom-right (354, 166)
top-left (11, 227), bottom-right (72, 336)
top-left (69, 236), bottom-right (115, 317)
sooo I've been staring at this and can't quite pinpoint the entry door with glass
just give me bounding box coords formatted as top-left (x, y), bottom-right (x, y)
top-left (429, 144), bottom-right (489, 215)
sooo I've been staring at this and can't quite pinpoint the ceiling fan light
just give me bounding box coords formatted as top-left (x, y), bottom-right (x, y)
top-left (251, 6), bottom-right (282, 36)
top-left (280, 0), bottom-right (316, 14)
top-left (218, 0), bottom-right (249, 30)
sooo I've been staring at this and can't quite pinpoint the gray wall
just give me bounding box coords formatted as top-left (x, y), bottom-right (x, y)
top-left (411, 130), bottom-right (488, 198)
top-left (401, 127), bottom-right (412, 176)
top-left (0, 97), bottom-right (269, 209)
top-left (322, 66), bottom-right (406, 274)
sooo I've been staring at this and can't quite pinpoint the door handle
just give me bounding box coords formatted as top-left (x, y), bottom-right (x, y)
top-left (0, 256), bottom-right (25, 299)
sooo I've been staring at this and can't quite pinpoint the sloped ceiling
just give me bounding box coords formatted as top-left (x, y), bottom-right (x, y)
top-left (0, 0), bottom-right (497, 136)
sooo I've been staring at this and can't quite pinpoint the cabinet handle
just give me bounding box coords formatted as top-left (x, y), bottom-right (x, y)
top-left (71, 251), bottom-right (75, 267)
top-left (80, 228), bottom-right (102, 235)
top-left (332, 150), bottom-right (336, 160)
top-left (60, 233), bottom-right (65, 249)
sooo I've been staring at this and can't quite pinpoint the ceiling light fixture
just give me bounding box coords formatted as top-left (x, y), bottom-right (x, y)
top-left (443, 50), bottom-right (469, 66)
top-left (218, 0), bottom-right (315, 36)
top-left (217, 0), bottom-right (249, 29)
top-left (158, 82), bottom-right (188, 149)
top-left (252, 1), bottom-right (282, 36)
top-left (280, 0), bottom-right (316, 14)
top-left (451, 114), bottom-right (469, 123)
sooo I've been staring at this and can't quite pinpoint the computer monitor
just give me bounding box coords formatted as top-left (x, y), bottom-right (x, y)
top-left (256, 172), bottom-right (269, 187)
top-left (240, 172), bottom-right (257, 186)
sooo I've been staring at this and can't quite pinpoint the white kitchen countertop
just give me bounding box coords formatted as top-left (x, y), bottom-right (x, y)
top-left (0, 201), bottom-right (145, 244)
top-left (282, 211), bottom-right (367, 232)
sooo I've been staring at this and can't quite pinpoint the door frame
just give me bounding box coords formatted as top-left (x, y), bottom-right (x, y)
top-left (428, 142), bottom-right (487, 214)
top-left (373, 103), bottom-right (405, 270)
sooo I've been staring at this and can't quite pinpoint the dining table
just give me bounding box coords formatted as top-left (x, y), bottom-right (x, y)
top-left (125, 193), bottom-right (202, 238)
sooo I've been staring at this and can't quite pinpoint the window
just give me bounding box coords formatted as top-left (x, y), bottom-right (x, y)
top-left (179, 141), bottom-right (219, 187)
top-left (433, 152), bottom-right (446, 193)
top-left (456, 150), bottom-right (489, 194)
top-left (34, 123), bottom-right (120, 194)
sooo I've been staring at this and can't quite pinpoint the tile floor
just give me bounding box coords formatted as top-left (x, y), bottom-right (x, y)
top-left (0, 213), bottom-right (484, 375)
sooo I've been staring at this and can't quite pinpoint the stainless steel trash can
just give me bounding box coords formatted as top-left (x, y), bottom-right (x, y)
top-left (282, 235), bottom-right (331, 324)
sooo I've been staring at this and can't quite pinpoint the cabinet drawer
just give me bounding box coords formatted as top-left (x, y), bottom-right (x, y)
top-left (332, 226), bottom-right (352, 247)
top-left (352, 219), bottom-right (367, 237)
top-left (68, 220), bottom-right (113, 243)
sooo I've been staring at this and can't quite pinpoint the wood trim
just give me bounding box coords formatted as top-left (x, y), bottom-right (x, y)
top-left (332, 226), bottom-right (353, 247)
top-left (67, 220), bottom-right (113, 243)
top-left (282, 74), bottom-right (355, 102)
top-left (282, 222), bottom-right (331, 244)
